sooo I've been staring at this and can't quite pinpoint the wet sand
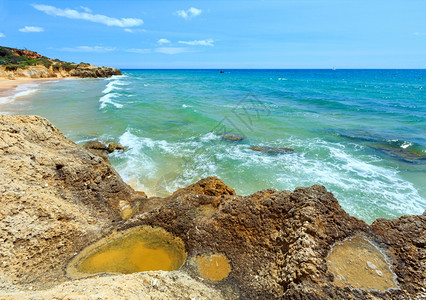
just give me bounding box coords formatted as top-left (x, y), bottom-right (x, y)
top-left (0, 78), bottom-right (61, 98)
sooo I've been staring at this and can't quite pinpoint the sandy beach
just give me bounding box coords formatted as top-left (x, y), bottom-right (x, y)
top-left (0, 77), bottom-right (60, 98)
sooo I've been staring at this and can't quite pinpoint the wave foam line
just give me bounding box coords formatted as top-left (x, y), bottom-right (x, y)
top-left (99, 93), bottom-right (123, 109)
top-left (0, 83), bottom-right (39, 104)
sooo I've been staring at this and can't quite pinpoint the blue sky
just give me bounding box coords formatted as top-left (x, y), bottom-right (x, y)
top-left (1, 0), bottom-right (426, 69)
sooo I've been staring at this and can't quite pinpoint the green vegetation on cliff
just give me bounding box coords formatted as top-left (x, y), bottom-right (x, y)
top-left (0, 46), bottom-right (79, 71)
top-left (0, 46), bottom-right (121, 78)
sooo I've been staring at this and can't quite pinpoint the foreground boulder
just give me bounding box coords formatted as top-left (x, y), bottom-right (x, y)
top-left (0, 115), bottom-right (424, 299)
top-left (0, 115), bottom-right (145, 290)
top-left (125, 181), bottom-right (424, 299)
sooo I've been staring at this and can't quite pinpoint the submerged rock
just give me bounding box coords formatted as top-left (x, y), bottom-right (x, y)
top-left (369, 144), bottom-right (426, 164)
top-left (250, 145), bottom-right (294, 153)
top-left (0, 115), bottom-right (424, 299)
top-left (219, 133), bottom-right (244, 141)
top-left (335, 129), bottom-right (426, 164)
top-left (107, 142), bottom-right (126, 153)
top-left (83, 140), bottom-right (126, 161)
top-left (83, 140), bottom-right (109, 160)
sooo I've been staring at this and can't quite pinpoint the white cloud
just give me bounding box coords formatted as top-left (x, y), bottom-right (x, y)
top-left (19, 26), bottom-right (44, 33)
top-left (124, 28), bottom-right (147, 33)
top-left (32, 4), bottom-right (143, 27)
top-left (413, 32), bottom-right (426, 36)
top-left (126, 48), bottom-right (151, 54)
top-left (175, 7), bottom-right (202, 20)
top-left (0, 33), bottom-right (5, 38)
top-left (178, 38), bottom-right (214, 46)
top-left (59, 46), bottom-right (116, 52)
top-left (157, 38), bottom-right (171, 44)
top-left (80, 6), bottom-right (91, 13)
top-left (156, 47), bottom-right (188, 55)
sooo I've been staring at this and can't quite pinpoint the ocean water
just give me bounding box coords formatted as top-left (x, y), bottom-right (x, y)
top-left (1, 69), bottom-right (425, 223)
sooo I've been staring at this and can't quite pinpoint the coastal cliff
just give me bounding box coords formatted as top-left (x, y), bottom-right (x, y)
top-left (0, 46), bottom-right (121, 79)
top-left (0, 115), bottom-right (424, 299)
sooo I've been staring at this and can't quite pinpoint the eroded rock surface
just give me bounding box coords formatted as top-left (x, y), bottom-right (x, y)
top-left (2, 271), bottom-right (224, 300)
top-left (0, 114), bottom-right (424, 299)
top-left (69, 63), bottom-right (121, 78)
top-left (126, 180), bottom-right (425, 299)
top-left (0, 115), bottom-right (145, 290)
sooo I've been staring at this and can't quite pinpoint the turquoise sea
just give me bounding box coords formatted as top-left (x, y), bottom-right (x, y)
top-left (1, 69), bottom-right (425, 223)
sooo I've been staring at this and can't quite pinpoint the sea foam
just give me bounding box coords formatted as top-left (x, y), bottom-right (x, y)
top-left (99, 78), bottom-right (130, 109)
top-left (0, 83), bottom-right (39, 104)
top-left (99, 93), bottom-right (123, 109)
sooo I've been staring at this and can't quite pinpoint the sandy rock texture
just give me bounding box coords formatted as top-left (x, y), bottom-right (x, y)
top-left (0, 115), bottom-right (145, 290)
top-left (0, 114), bottom-right (424, 299)
top-left (0, 64), bottom-right (121, 80)
top-left (126, 178), bottom-right (425, 299)
top-left (68, 63), bottom-right (121, 78)
top-left (1, 271), bottom-right (224, 300)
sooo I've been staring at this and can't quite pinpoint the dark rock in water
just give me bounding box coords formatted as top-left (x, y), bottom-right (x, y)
top-left (250, 146), bottom-right (294, 153)
top-left (336, 129), bottom-right (380, 143)
top-left (107, 142), bottom-right (126, 153)
top-left (370, 144), bottom-right (426, 164)
top-left (335, 129), bottom-right (426, 164)
top-left (83, 140), bottom-right (108, 151)
top-left (219, 133), bottom-right (244, 141)
top-left (83, 140), bottom-right (109, 161)
top-left (83, 140), bottom-right (127, 160)
top-left (220, 70), bottom-right (225, 73)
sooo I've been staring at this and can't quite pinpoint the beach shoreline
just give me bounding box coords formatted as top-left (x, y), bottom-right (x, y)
top-left (0, 77), bottom-right (63, 98)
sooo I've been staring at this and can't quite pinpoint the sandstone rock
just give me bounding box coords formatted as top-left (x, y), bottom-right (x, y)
top-left (83, 140), bottom-right (109, 151)
top-left (0, 115), bottom-right (146, 291)
top-left (125, 181), bottom-right (425, 299)
top-left (10, 49), bottom-right (42, 59)
top-left (0, 271), bottom-right (225, 300)
top-left (83, 140), bottom-right (127, 161)
top-left (107, 142), bottom-right (126, 153)
top-left (0, 64), bottom-right (121, 79)
top-left (69, 66), bottom-right (121, 78)
top-left (171, 176), bottom-right (236, 197)
top-left (83, 140), bottom-right (109, 161)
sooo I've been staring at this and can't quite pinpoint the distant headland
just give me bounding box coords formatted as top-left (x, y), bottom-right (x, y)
top-left (0, 46), bottom-right (121, 79)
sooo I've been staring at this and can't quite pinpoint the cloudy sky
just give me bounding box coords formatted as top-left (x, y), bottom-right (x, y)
top-left (1, 0), bottom-right (426, 68)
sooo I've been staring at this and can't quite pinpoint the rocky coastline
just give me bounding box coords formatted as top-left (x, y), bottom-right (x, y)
top-left (0, 47), bottom-right (121, 79)
top-left (0, 115), bottom-right (424, 299)
top-left (0, 63), bottom-right (121, 80)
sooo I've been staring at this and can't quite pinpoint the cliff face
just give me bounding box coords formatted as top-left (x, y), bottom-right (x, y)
top-left (0, 63), bottom-right (121, 79)
top-left (0, 46), bottom-right (121, 79)
top-left (0, 115), bottom-right (424, 299)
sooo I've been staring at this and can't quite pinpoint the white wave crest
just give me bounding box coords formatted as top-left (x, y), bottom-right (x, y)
top-left (99, 93), bottom-right (123, 109)
top-left (104, 74), bottom-right (128, 81)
